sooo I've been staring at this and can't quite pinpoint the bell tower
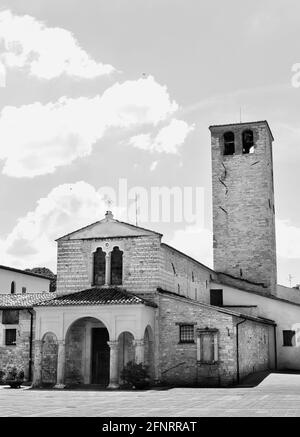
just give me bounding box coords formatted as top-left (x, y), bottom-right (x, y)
top-left (209, 120), bottom-right (277, 294)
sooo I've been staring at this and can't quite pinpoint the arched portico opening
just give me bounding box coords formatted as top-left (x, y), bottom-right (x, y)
top-left (65, 317), bottom-right (110, 387)
top-left (41, 332), bottom-right (58, 387)
top-left (118, 331), bottom-right (135, 383)
top-left (144, 325), bottom-right (155, 382)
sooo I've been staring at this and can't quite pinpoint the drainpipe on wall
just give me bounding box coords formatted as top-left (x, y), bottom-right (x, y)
top-left (27, 309), bottom-right (34, 382)
top-left (273, 325), bottom-right (278, 370)
top-left (236, 318), bottom-right (247, 385)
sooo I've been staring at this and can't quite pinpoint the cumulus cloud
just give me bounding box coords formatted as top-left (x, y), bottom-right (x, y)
top-left (129, 119), bottom-right (194, 154)
top-left (168, 225), bottom-right (213, 268)
top-left (0, 9), bottom-right (115, 80)
top-left (0, 76), bottom-right (178, 177)
top-left (276, 219), bottom-right (300, 259)
top-left (0, 181), bottom-right (125, 271)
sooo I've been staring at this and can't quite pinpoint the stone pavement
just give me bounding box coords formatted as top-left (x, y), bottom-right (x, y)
top-left (1, 372), bottom-right (300, 417)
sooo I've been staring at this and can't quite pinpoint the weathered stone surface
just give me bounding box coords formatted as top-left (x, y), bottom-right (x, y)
top-left (210, 121), bottom-right (277, 293)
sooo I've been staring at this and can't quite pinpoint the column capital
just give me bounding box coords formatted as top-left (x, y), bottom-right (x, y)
top-left (107, 340), bottom-right (119, 350)
top-left (57, 339), bottom-right (65, 346)
top-left (133, 339), bottom-right (144, 347)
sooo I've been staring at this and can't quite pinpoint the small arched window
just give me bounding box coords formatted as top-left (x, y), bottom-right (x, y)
top-left (11, 281), bottom-right (16, 294)
top-left (111, 246), bottom-right (123, 285)
top-left (93, 247), bottom-right (106, 286)
top-left (22, 287), bottom-right (26, 294)
top-left (242, 129), bottom-right (254, 154)
top-left (223, 131), bottom-right (235, 155)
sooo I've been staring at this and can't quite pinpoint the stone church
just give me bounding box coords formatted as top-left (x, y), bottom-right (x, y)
top-left (1, 120), bottom-right (300, 388)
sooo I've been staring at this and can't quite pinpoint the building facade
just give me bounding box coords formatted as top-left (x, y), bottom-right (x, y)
top-left (1, 120), bottom-right (300, 388)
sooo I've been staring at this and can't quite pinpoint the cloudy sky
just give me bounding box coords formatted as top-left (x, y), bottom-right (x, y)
top-left (1, 0), bottom-right (300, 286)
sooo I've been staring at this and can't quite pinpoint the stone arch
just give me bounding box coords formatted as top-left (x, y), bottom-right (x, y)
top-left (118, 331), bottom-right (135, 383)
top-left (65, 316), bottom-right (110, 386)
top-left (41, 332), bottom-right (58, 386)
top-left (144, 325), bottom-right (155, 381)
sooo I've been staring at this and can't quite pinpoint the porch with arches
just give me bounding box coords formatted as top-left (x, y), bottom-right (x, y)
top-left (32, 299), bottom-right (156, 389)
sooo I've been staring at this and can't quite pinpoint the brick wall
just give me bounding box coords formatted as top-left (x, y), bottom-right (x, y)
top-left (210, 121), bottom-right (277, 293)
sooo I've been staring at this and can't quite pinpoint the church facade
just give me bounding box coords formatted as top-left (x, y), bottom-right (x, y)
top-left (1, 120), bottom-right (300, 388)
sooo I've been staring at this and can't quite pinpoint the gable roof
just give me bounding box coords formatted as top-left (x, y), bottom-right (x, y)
top-left (56, 211), bottom-right (162, 241)
top-left (35, 287), bottom-right (157, 308)
top-left (0, 265), bottom-right (51, 281)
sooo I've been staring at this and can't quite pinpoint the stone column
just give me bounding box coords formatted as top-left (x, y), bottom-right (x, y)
top-left (54, 340), bottom-right (66, 389)
top-left (107, 340), bottom-right (119, 389)
top-left (134, 339), bottom-right (145, 364)
top-left (105, 253), bottom-right (111, 286)
top-left (32, 339), bottom-right (43, 387)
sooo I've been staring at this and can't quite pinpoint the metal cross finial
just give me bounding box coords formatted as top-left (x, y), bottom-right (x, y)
top-left (104, 196), bottom-right (113, 210)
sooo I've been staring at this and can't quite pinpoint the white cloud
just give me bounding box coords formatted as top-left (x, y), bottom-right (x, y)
top-left (129, 119), bottom-right (194, 154)
top-left (168, 225), bottom-right (213, 268)
top-left (0, 75), bottom-right (178, 177)
top-left (276, 219), bottom-right (300, 259)
top-left (0, 9), bottom-right (115, 80)
top-left (0, 181), bottom-right (125, 271)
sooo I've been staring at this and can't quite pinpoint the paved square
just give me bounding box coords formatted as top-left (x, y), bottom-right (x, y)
top-left (1, 373), bottom-right (300, 417)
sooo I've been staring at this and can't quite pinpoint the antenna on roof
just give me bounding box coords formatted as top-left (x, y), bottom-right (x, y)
top-left (135, 193), bottom-right (139, 226)
top-left (239, 107), bottom-right (242, 123)
top-left (288, 274), bottom-right (293, 288)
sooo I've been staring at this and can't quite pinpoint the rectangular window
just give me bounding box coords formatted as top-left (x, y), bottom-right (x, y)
top-left (2, 310), bottom-right (19, 325)
top-left (210, 289), bottom-right (223, 306)
top-left (179, 324), bottom-right (195, 343)
top-left (5, 329), bottom-right (16, 346)
top-left (283, 330), bottom-right (295, 347)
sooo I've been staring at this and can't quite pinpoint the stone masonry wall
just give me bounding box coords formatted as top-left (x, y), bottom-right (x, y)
top-left (237, 318), bottom-right (270, 380)
top-left (210, 122), bottom-right (277, 293)
top-left (157, 293), bottom-right (237, 387)
top-left (157, 292), bottom-right (272, 387)
top-left (159, 244), bottom-right (214, 304)
top-left (0, 309), bottom-right (35, 381)
top-left (56, 235), bottom-right (161, 296)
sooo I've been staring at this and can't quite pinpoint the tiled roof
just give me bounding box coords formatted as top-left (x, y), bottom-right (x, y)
top-left (35, 287), bottom-right (157, 308)
top-left (0, 293), bottom-right (56, 309)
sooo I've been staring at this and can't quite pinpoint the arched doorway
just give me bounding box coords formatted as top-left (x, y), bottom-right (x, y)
top-left (144, 326), bottom-right (155, 382)
top-left (41, 332), bottom-right (58, 387)
top-left (65, 317), bottom-right (110, 387)
top-left (118, 331), bottom-right (135, 383)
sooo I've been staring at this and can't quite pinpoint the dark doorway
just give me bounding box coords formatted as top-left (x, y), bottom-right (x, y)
top-left (91, 328), bottom-right (110, 386)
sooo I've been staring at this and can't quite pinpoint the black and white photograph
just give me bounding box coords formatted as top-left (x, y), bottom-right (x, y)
top-left (1, 0), bottom-right (300, 426)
